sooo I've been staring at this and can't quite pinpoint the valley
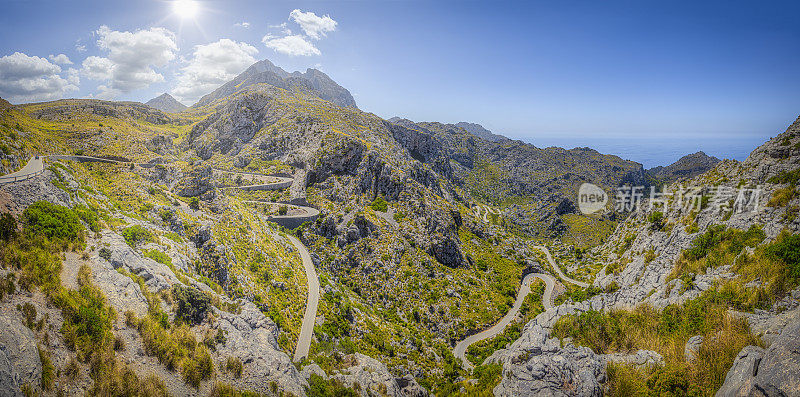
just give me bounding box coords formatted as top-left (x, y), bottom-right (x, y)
top-left (0, 60), bottom-right (798, 397)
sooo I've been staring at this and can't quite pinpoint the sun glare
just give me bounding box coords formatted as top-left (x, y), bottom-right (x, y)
top-left (172, 0), bottom-right (199, 19)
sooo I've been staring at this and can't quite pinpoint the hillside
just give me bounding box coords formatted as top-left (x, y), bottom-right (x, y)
top-left (488, 116), bottom-right (800, 396)
top-left (646, 151), bottom-right (721, 184)
top-left (0, 60), bottom-right (798, 397)
top-left (193, 60), bottom-right (357, 109)
top-left (146, 93), bottom-right (188, 113)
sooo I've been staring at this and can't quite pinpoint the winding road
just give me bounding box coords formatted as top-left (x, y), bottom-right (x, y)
top-left (453, 272), bottom-right (556, 371)
top-left (453, 244), bottom-right (589, 370)
top-left (533, 245), bottom-right (589, 288)
top-left (3, 155), bottom-right (323, 363)
top-left (0, 156), bottom-right (44, 184)
top-left (288, 235), bottom-right (320, 362)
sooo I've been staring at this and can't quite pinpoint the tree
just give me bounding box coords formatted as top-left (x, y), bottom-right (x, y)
top-left (0, 213), bottom-right (16, 241)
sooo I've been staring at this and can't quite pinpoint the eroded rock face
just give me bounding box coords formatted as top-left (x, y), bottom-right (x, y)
top-left (717, 317), bottom-right (800, 397)
top-left (330, 353), bottom-right (428, 397)
top-left (493, 339), bottom-right (605, 397)
top-left (100, 231), bottom-right (179, 292)
top-left (174, 165), bottom-right (213, 197)
top-left (0, 315), bottom-right (41, 396)
top-left (214, 301), bottom-right (308, 396)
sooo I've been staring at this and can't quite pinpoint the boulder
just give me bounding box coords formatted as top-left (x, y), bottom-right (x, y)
top-left (100, 231), bottom-right (179, 292)
top-left (0, 315), bottom-right (41, 396)
top-left (717, 318), bottom-right (800, 396)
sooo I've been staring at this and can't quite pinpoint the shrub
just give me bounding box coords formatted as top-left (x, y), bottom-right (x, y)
top-left (54, 265), bottom-right (116, 362)
top-left (159, 209), bottom-right (174, 223)
top-left (122, 225), bottom-right (153, 247)
top-left (189, 197), bottom-right (200, 210)
top-left (553, 291), bottom-right (761, 396)
top-left (173, 284), bottom-right (211, 325)
top-left (38, 346), bottom-right (55, 391)
top-left (370, 196), bottom-right (388, 212)
top-left (74, 204), bottom-right (101, 233)
top-left (647, 211), bottom-right (664, 230)
top-left (144, 249), bottom-right (172, 268)
top-left (99, 247), bottom-right (112, 261)
top-left (0, 212), bottom-right (17, 241)
top-left (764, 232), bottom-right (800, 279)
top-left (278, 205), bottom-right (288, 215)
top-left (225, 357), bottom-right (243, 378)
top-left (22, 201), bottom-right (84, 246)
top-left (306, 373), bottom-right (358, 397)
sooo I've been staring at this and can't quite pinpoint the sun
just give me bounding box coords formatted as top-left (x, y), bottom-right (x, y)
top-left (172, 0), bottom-right (199, 19)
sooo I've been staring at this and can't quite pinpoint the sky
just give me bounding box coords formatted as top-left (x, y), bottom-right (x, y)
top-left (1, 0), bottom-right (799, 167)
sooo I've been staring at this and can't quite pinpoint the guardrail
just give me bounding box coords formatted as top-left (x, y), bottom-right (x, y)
top-left (0, 168), bottom-right (44, 184)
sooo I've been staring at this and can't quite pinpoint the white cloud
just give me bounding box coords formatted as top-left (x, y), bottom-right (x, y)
top-left (81, 56), bottom-right (114, 80)
top-left (0, 52), bottom-right (79, 103)
top-left (81, 25), bottom-right (178, 98)
top-left (234, 22), bottom-right (250, 28)
top-left (75, 44), bottom-right (86, 53)
top-left (289, 9), bottom-right (337, 40)
top-left (49, 54), bottom-right (73, 65)
top-left (263, 10), bottom-right (336, 57)
top-left (172, 39), bottom-right (259, 104)
top-left (262, 34), bottom-right (320, 57)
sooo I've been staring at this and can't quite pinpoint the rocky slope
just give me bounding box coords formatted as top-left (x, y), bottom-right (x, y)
top-left (193, 60), bottom-right (357, 109)
top-left (146, 93), bottom-right (188, 113)
top-left (454, 121), bottom-right (506, 142)
top-left (486, 116), bottom-right (800, 396)
top-left (646, 151), bottom-right (721, 184)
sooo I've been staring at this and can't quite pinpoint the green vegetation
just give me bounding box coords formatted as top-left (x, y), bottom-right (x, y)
top-left (74, 204), bottom-right (101, 233)
top-left (225, 357), bottom-right (243, 378)
top-left (553, 291), bottom-right (761, 396)
top-left (122, 225), bottom-right (154, 247)
top-left (767, 169), bottom-right (800, 207)
top-left (370, 196), bottom-right (388, 212)
top-left (172, 284), bottom-right (211, 325)
top-left (22, 201), bottom-right (85, 248)
top-left (278, 205), bottom-right (288, 215)
top-left (143, 249), bottom-right (172, 268)
top-left (671, 225), bottom-right (765, 279)
top-left (306, 373), bottom-right (358, 396)
top-left (647, 211), bottom-right (664, 231)
top-left (38, 346), bottom-right (55, 391)
top-left (55, 265), bottom-right (116, 361)
top-left (136, 312), bottom-right (214, 388)
top-left (466, 280), bottom-right (545, 365)
top-left (0, 212), bottom-right (17, 241)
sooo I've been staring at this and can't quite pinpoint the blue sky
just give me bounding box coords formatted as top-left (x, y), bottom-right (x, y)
top-left (1, 0), bottom-right (799, 167)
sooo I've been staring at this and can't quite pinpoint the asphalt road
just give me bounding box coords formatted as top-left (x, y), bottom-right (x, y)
top-left (289, 235), bottom-right (320, 363)
top-left (453, 272), bottom-right (556, 371)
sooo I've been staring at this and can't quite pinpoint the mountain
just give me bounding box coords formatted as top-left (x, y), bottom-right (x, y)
top-left (2, 57), bottom-right (799, 397)
top-left (145, 93), bottom-right (187, 113)
top-left (646, 151), bottom-right (721, 184)
top-left (193, 59), bottom-right (357, 109)
top-left (455, 121), bottom-right (506, 142)
top-left (489, 116), bottom-right (800, 396)
top-left (388, 117), bottom-right (645, 235)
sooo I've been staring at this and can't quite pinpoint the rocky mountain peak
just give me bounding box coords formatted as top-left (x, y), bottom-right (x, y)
top-left (193, 59), bottom-right (357, 109)
top-left (455, 121), bottom-right (506, 142)
top-left (646, 150), bottom-right (721, 184)
top-left (145, 93), bottom-right (187, 113)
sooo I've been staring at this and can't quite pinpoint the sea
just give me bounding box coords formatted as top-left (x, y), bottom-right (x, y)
top-left (521, 134), bottom-right (772, 169)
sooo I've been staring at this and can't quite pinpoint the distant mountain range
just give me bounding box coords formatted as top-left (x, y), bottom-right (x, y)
top-left (145, 93), bottom-right (187, 113)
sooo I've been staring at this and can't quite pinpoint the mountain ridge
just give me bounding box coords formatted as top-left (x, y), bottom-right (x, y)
top-left (145, 93), bottom-right (187, 113)
top-left (193, 59), bottom-right (357, 109)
